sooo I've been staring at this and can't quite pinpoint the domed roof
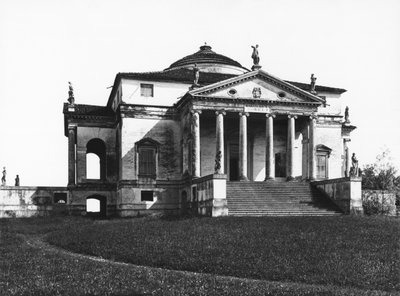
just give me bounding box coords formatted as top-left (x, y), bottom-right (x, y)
top-left (166, 44), bottom-right (245, 70)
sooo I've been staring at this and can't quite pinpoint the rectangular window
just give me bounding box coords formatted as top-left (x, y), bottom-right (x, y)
top-left (139, 147), bottom-right (156, 177)
top-left (140, 83), bottom-right (154, 97)
top-left (141, 190), bottom-right (154, 202)
top-left (317, 155), bottom-right (327, 179)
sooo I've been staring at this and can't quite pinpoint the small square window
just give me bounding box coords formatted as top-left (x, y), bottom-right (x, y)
top-left (140, 84), bottom-right (154, 97)
top-left (141, 190), bottom-right (154, 201)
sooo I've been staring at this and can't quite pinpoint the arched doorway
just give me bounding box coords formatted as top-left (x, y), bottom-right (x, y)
top-left (86, 195), bottom-right (107, 218)
top-left (86, 138), bottom-right (106, 180)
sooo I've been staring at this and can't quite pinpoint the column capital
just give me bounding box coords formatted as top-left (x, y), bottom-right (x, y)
top-left (215, 110), bottom-right (226, 116)
top-left (191, 109), bottom-right (202, 115)
top-left (309, 114), bottom-right (318, 120)
top-left (288, 114), bottom-right (298, 119)
top-left (68, 125), bottom-right (77, 131)
top-left (344, 138), bottom-right (351, 143)
top-left (239, 112), bottom-right (249, 117)
top-left (266, 113), bottom-right (276, 118)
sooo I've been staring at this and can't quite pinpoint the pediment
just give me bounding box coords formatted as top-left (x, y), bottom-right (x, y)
top-left (189, 70), bottom-right (325, 105)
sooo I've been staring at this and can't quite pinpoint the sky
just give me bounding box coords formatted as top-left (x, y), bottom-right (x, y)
top-left (0, 0), bottom-right (399, 186)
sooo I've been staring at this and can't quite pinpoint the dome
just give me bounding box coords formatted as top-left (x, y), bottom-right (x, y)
top-left (165, 44), bottom-right (248, 74)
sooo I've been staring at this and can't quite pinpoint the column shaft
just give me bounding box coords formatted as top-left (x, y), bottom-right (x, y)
top-left (309, 116), bottom-right (317, 180)
top-left (215, 111), bottom-right (225, 174)
top-left (286, 115), bottom-right (296, 180)
top-left (192, 110), bottom-right (201, 178)
top-left (265, 114), bottom-right (275, 180)
top-left (68, 126), bottom-right (76, 185)
top-left (239, 112), bottom-right (249, 181)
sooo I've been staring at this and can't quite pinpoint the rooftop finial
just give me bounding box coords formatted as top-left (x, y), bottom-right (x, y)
top-left (310, 74), bottom-right (317, 94)
top-left (68, 82), bottom-right (75, 105)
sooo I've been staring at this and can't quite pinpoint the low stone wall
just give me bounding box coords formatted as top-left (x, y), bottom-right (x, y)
top-left (311, 177), bottom-right (363, 215)
top-left (192, 174), bottom-right (228, 217)
top-left (0, 186), bottom-right (68, 218)
top-left (362, 190), bottom-right (396, 216)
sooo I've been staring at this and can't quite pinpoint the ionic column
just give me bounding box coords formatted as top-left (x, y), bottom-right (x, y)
top-left (286, 115), bottom-right (297, 180)
top-left (68, 125), bottom-right (76, 185)
top-left (215, 110), bottom-right (226, 174)
top-left (191, 110), bottom-right (202, 178)
top-left (239, 112), bottom-right (249, 181)
top-left (265, 113), bottom-right (275, 180)
top-left (309, 115), bottom-right (317, 180)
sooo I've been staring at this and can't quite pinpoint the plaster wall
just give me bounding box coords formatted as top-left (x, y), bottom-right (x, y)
top-left (121, 117), bottom-right (182, 180)
top-left (0, 186), bottom-right (67, 218)
top-left (315, 123), bottom-right (343, 178)
top-left (120, 79), bottom-right (190, 106)
top-left (117, 186), bottom-right (179, 217)
top-left (76, 127), bottom-right (117, 183)
top-left (317, 93), bottom-right (342, 115)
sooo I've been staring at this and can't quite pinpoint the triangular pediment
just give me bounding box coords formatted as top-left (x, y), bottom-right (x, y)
top-left (189, 70), bottom-right (325, 105)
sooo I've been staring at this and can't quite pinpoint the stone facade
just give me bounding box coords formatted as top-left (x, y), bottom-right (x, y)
top-left (63, 45), bottom-right (356, 217)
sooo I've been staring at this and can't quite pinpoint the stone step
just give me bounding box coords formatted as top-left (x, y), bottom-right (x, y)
top-left (225, 181), bottom-right (341, 217)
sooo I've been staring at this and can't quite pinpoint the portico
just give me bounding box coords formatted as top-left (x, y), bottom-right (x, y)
top-left (189, 107), bottom-right (318, 182)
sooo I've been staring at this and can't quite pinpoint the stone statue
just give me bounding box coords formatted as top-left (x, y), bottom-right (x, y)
top-left (310, 74), bottom-right (317, 93)
top-left (344, 106), bottom-right (350, 124)
top-left (15, 175), bottom-right (19, 186)
top-left (1, 167), bottom-right (6, 186)
top-left (251, 45), bottom-right (260, 65)
top-left (68, 81), bottom-right (75, 105)
top-left (193, 64), bottom-right (200, 86)
top-left (215, 151), bottom-right (222, 173)
top-left (350, 153), bottom-right (359, 177)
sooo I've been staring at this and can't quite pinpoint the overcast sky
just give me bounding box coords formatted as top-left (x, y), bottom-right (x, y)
top-left (0, 0), bottom-right (399, 186)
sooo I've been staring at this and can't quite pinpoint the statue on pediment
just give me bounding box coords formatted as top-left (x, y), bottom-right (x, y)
top-left (251, 45), bottom-right (260, 65)
top-left (68, 82), bottom-right (75, 105)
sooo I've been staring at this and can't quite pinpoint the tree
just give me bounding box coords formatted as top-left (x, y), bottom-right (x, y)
top-left (362, 149), bottom-right (398, 191)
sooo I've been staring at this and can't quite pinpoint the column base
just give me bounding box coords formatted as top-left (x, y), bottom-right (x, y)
top-left (264, 176), bottom-right (275, 181)
top-left (286, 176), bottom-right (295, 181)
top-left (239, 176), bottom-right (249, 181)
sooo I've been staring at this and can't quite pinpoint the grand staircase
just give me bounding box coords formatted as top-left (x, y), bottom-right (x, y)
top-left (226, 181), bottom-right (342, 216)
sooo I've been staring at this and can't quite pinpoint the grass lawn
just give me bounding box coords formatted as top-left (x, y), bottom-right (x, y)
top-left (1, 216), bottom-right (399, 295)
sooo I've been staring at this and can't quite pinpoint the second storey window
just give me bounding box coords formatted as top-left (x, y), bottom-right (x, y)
top-left (140, 83), bottom-right (154, 97)
top-left (138, 147), bottom-right (156, 177)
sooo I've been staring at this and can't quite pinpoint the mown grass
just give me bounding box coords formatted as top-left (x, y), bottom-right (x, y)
top-left (1, 216), bottom-right (399, 295)
top-left (44, 216), bottom-right (400, 293)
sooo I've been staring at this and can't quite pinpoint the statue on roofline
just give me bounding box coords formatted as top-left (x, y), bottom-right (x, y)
top-left (193, 63), bottom-right (200, 86)
top-left (68, 81), bottom-right (75, 105)
top-left (310, 74), bottom-right (317, 93)
top-left (1, 167), bottom-right (6, 186)
top-left (344, 106), bottom-right (350, 124)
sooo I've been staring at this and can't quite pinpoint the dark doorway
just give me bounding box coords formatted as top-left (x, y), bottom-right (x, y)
top-left (275, 152), bottom-right (286, 177)
top-left (229, 158), bottom-right (239, 181)
top-left (229, 144), bottom-right (239, 181)
top-left (86, 195), bottom-right (107, 218)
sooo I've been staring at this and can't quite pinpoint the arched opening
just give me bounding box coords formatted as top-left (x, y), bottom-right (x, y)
top-left (86, 138), bottom-right (106, 180)
top-left (86, 195), bottom-right (107, 218)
